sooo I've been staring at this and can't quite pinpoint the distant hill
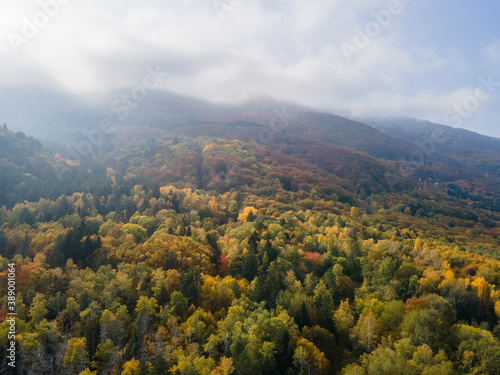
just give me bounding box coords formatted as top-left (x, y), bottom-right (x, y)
top-left (0, 126), bottom-right (114, 208)
top-left (278, 112), bottom-right (411, 159)
top-left (3, 86), bottom-right (500, 200)
top-left (170, 122), bottom-right (413, 194)
top-left (0, 88), bottom-right (410, 160)
top-left (0, 125), bottom-right (59, 206)
top-left (366, 117), bottom-right (500, 182)
top-left (366, 117), bottom-right (500, 154)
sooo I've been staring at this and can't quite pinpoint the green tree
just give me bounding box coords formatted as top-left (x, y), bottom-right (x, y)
top-left (92, 339), bottom-right (119, 374)
top-left (64, 337), bottom-right (89, 373)
top-left (170, 291), bottom-right (188, 317)
top-left (352, 312), bottom-right (379, 352)
top-left (80, 301), bottom-right (102, 357)
top-left (29, 293), bottom-right (48, 325)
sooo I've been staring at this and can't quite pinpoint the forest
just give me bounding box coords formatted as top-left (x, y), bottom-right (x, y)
top-left (1, 124), bottom-right (500, 375)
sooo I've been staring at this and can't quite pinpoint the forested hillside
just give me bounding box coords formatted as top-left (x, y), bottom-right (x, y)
top-left (0, 125), bottom-right (61, 207)
top-left (1, 121), bottom-right (500, 375)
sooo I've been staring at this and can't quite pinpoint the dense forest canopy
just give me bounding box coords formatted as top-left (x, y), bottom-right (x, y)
top-left (0, 117), bottom-right (500, 375)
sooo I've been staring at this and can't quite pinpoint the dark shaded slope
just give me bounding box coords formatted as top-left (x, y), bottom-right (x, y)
top-left (285, 112), bottom-right (411, 159)
top-left (0, 126), bottom-right (59, 207)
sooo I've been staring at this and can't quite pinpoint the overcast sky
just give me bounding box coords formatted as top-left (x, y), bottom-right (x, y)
top-left (1, 0), bottom-right (500, 137)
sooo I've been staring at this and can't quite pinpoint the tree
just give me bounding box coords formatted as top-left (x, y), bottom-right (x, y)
top-left (64, 337), bottom-right (89, 373)
top-left (137, 359), bottom-right (151, 375)
top-left (241, 248), bottom-right (259, 281)
top-left (350, 207), bottom-right (358, 221)
top-left (238, 206), bottom-right (257, 222)
top-left (151, 352), bottom-right (170, 375)
top-left (313, 280), bottom-right (335, 331)
top-left (293, 338), bottom-right (329, 375)
top-left (135, 296), bottom-right (159, 336)
top-left (122, 358), bottom-right (140, 375)
top-left (211, 196), bottom-right (218, 214)
top-left (400, 306), bottom-right (452, 351)
top-left (471, 277), bottom-right (491, 312)
top-left (302, 326), bottom-right (339, 372)
top-left (456, 324), bottom-right (500, 374)
top-left (80, 301), bottom-right (102, 357)
top-left (182, 308), bottom-right (208, 344)
top-left (352, 312), bottom-right (379, 352)
top-left (380, 300), bottom-right (405, 336)
top-left (414, 237), bottom-right (421, 251)
top-left (495, 300), bottom-right (500, 319)
top-left (211, 356), bottom-right (235, 375)
top-left (180, 267), bottom-right (200, 302)
top-left (295, 302), bottom-right (311, 330)
top-left (29, 293), bottom-right (48, 325)
top-left (121, 223), bottom-right (147, 243)
top-left (92, 339), bottom-right (119, 374)
top-left (100, 307), bottom-right (128, 347)
top-left (170, 291), bottom-right (188, 317)
top-left (334, 300), bottom-right (354, 346)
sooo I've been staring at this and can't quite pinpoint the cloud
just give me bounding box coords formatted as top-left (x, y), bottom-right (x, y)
top-left (0, 0), bottom-right (499, 136)
top-left (483, 40), bottom-right (500, 62)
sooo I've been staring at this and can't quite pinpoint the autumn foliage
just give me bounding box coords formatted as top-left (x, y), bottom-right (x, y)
top-left (0, 128), bottom-right (500, 374)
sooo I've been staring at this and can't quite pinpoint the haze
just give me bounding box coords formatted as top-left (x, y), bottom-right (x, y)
top-left (1, 0), bottom-right (500, 137)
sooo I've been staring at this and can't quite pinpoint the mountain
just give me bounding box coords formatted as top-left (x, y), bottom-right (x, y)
top-left (0, 87), bottom-right (412, 159)
top-left (2, 95), bottom-right (500, 375)
top-left (270, 111), bottom-right (411, 159)
top-left (4, 86), bottom-right (496, 165)
top-left (3, 87), bottom-right (500, 200)
top-left (0, 125), bottom-right (59, 207)
top-left (366, 117), bottom-right (500, 154)
top-left (170, 122), bottom-right (413, 194)
top-left (0, 125), bottom-right (116, 208)
top-left (365, 117), bottom-right (500, 191)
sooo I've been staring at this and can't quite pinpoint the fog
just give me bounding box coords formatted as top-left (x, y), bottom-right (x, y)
top-left (1, 1), bottom-right (500, 137)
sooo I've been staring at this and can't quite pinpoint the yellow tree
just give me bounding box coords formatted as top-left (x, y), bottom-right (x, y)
top-left (293, 338), bottom-right (329, 375)
top-left (64, 337), bottom-right (89, 374)
top-left (237, 206), bottom-right (257, 222)
top-left (350, 207), bottom-right (358, 220)
top-left (472, 277), bottom-right (491, 307)
top-left (121, 359), bottom-right (139, 375)
top-left (211, 197), bottom-right (218, 214)
top-left (211, 357), bottom-right (235, 375)
top-left (414, 238), bottom-right (422, 252)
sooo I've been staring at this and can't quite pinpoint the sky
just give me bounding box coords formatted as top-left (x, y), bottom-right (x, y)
top-left (1, 0), bottom-right (500, 137)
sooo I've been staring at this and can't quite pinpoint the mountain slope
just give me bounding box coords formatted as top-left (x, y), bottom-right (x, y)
top-left (368, 117), bottom-right (500, 154)
top-left (0, 125), bottom-right (60, 207)
top-left (3, 87), bottom-right (500, 199)
top-left (169, 123), bottom-right (413, 194)
top-left (367, 117), bottom-right (500, 187)
top-left (283, 112), bottom-right (411, 159)
top-left (0, 126), bottom-right (117, 208)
